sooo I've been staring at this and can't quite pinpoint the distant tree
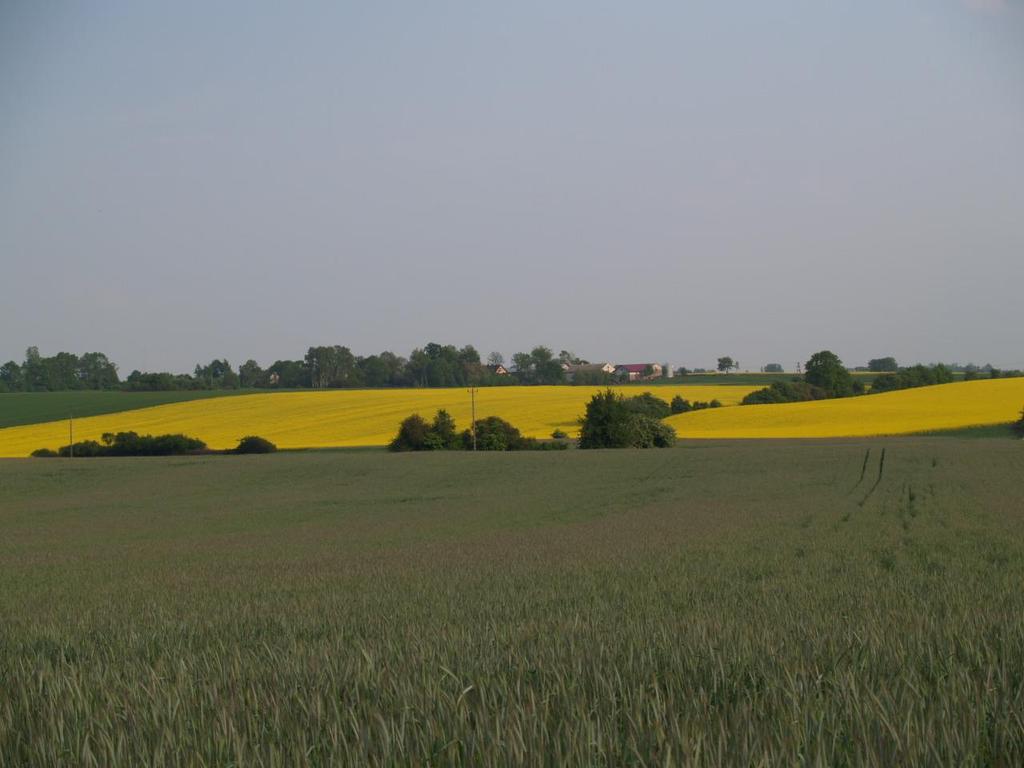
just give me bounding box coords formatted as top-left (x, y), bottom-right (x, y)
top-left (511, 351), bottom-right (533, 377)
top-left (47, 352), bottom-right (81, 390)
top-left (717, 356), bottom-right (735, 373)
top-left (304, 346), bottom-right (358, 388)
top-left (764, 363), bottom-right (783, 373)
top-left (0, 361), bottom-right (22, 391)
top-left (195, 359), bottom-right (240, 389)
top-left (238, 359), bottom-right (264, 388)
top-left (804, 351), bottom-right (854, 398)
top-left (77, 352), bottom-right (119, 389)
top-left (266, 359), bottom-right (307, 388)
top-left (22, 347), bottom-right (44, 391)
top-left (868, 357), bottom-right (898, 372)
top-left (675, 367), bottom-right (690, 377)
top-left (531, 346), bottom-right (565, 385)
top-left (354, 355), bottom-right (382, 387)
top-left (487, 351), bottom-right (505, 368)
top-left (458, 345), bottom-right (481, 366)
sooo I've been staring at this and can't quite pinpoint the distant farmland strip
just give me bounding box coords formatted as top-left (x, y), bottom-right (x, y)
top-left (666, 378), bottom-right (1024, 438)
top-left (0, 385), bottom-right (759, 457)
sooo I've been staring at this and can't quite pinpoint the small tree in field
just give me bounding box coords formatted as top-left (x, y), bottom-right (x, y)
top-left (717, 357), bottom-right (734, 374)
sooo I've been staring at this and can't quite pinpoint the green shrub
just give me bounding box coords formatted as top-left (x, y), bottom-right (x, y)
top-left (578, 390), bottom-right (676, 449)
top-left (389, 410), bottom-right (461, 452)
top-left (551, 429), bottom-right (569, 440)
top-left (742, 381), bottom-right (828, 405)
top-left (56, 440), bottom-right (104, 457)
top-left (234, 436), bottom-right (277, 454)
top-left (51, 432), bottom-right (206, 457)
top-left (1014, 409), bottom-right (1024, 438)
top-left (624, 392), bottom-right (671, 420)
top-left (30, 448), bottom-right (58, 458)
top-left (389, 414), bottom-right (431, 451)
top-left (463, 416), bottom-right (527, 451)
top-left (670, 396), bottom-right (691, 414)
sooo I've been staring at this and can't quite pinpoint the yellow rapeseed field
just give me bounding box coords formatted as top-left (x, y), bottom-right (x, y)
top-left (665, 378), bottom-right (1024, 438)
top-left (0, 385), bottom-right (757, 457)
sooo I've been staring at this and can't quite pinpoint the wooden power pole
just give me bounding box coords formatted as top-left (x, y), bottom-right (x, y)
top-left (468, 387), bottom-right (478, 451)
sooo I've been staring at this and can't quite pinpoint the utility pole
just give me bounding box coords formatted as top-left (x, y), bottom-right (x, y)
top-left (468, 387), bottom-right (478, 451)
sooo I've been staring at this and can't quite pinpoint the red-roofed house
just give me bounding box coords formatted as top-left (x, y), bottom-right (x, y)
top-left (614, 363), bottom-right (663, 381)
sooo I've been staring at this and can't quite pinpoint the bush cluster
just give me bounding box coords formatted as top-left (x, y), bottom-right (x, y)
top-left (869, 364), bottom-right (954, 394)
top-left (32, 432), bottom-right (279, 457)
top-left (578, 390), bottom-right (676, 449)
top-left (741, 381), bottom-right (828, 406)
top-left (34, 431), bottom-right (208, 458)
top-left (671, 395), bottom-right (723, 413)
top-left (1014, 408), bottom-right (1024, 438)
top-left (389, 411), bottom-right (564, 452)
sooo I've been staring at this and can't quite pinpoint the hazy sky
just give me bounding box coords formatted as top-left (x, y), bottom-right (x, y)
top-left (2, 1), bottom-right (1022, 373)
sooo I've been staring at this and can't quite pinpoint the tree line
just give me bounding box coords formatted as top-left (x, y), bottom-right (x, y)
top-left (742, 351), bottom-right (1023, 406)
top-left (0, 344), bottom-right (571, 392)
top-left (3, 344), bottom-right (1020, 394)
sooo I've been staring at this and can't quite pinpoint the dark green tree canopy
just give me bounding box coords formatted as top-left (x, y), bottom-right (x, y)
top-left (868, 357), bottom-right (898, 373)
top-left (804, 351), bottom-right (854, 398)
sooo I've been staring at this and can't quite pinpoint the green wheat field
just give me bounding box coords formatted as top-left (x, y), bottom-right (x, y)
top-left (1, 439), bottom-right (1022, 765)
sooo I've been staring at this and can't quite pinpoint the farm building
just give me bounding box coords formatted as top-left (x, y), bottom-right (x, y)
top-left (614, 363), bottom-right (663, 381)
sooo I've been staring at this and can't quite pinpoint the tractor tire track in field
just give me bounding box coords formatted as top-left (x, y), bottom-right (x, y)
top-left (847, 448), bottom-right (872, 495)
top-left (858, 447), bottom-right (887, 507)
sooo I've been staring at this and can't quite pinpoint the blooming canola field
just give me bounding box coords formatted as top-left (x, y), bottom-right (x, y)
top-left (666, 378), bottom-right (1024, 438)
top-left (0, 385), bottom-right (757, 457)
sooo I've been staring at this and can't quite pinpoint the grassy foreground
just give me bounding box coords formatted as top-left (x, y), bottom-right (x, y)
top-left (1, 441), bottom-right (1023, 765)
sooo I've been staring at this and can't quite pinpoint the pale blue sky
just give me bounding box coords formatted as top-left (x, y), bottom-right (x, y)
top-left (2, 1), bottom-right (1022, 372)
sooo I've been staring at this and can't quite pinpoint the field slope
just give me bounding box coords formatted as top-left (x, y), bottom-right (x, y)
top-left (0, 385), bottom-right (757, 457)
top-left (0, 389), bottom-right (261, 429)
top-left (666, 378), bottom-right (1024, 438)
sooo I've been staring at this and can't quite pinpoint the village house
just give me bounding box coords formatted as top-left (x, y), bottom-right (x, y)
top-left (614, 363), bottom-right (663, 382)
